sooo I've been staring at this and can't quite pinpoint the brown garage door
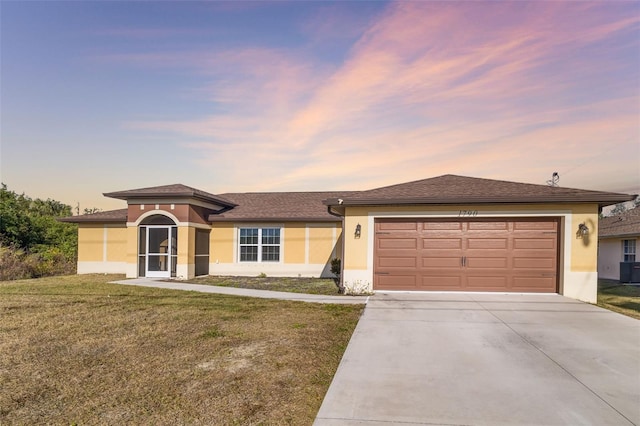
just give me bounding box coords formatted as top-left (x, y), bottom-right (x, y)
top-left (374, 219), bottom-right (559, 292)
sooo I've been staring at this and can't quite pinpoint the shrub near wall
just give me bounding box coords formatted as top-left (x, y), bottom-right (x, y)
top-left (0, 184), bottom-right (77, 280)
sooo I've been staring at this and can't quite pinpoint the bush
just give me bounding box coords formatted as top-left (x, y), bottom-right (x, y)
top-left (0, 245), bottom-right (76, 281)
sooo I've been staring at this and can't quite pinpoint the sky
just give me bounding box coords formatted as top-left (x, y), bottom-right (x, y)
top-left (1, 1), bottom-right (639, 212)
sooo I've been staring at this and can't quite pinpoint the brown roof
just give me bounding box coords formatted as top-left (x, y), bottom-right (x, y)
top-left (104, 184), bottom-right (236, 207)
top-left (208, 192), bottom-right (356, 222)
top-left (58, 209), bottom-right (128, 223)
top-left (599, 207), bottom-right (640, 238)
top-left (323, 175), bottom-right (635, 207)
top-left (61, 176), bottom-right (636, 224)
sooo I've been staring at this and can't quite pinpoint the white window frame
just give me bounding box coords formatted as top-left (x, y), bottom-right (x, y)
top-left (238, 227), bottom-right (282, 263)
top-left (623, 239), bottom-right (636, 262)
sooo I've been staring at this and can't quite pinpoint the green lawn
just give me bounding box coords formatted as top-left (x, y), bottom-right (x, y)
top-left (598, 279), bottom-right (640, 320)
top-left (185, 275), bottom-right (342, 295)
top-left (0, 274), bottom-right (363, 424)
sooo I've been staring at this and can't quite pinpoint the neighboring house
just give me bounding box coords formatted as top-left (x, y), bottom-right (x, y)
top-left (598, 206), bottom-right (640, 281)
top-left (61, 175), bottom-right (634, 303)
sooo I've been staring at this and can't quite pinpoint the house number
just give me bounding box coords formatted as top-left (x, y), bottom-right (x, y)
top-left (458, 210), bottom-right (478, 217)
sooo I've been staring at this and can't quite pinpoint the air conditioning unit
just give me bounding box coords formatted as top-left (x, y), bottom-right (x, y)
top-left (619, 262), bottom-right (640, 283)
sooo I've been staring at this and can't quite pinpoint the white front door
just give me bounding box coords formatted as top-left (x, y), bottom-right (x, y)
top-left (146, 226), bottom-right (174, 278)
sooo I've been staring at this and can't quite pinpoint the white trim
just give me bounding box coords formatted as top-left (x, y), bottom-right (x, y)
top-left (145, 225), bottom-right (174, 278)
top-left (375, 290), bottom-right (560, 295)
top-left (131, 210), bottom-right (180, 226)
top-left (78, 261), bottom-right (127, 274)
top-left (176, 263), bottom-right (194, 280)
top-left (209, 262), bottom-right (332, 278)
top-left (236, 225), bottom-right (283, 263)
top-left (622, 239), bottom-right (637, 262)
top-left (127, 211), bottom-right (212, 229)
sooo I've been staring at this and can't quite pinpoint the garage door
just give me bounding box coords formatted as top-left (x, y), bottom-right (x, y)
top-left (374, 219), bottom-right (559, 292)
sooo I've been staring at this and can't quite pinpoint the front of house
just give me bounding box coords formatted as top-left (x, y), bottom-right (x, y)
top-left (62, 175), bottom-right (635, 303)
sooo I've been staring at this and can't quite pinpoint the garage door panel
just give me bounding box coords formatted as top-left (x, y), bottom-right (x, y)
top-left (514, 221), bottom-right (557, 231)
top-left (377, 256), bottom-right (417, 268)
top-left (467, 221), bottom-right (508, 231)
top-left (467, 276), bottom-right (508, 289)
top-left (466, 257), bottom-right (508, 268)
top-left (422, 222), bottom-right (463, 231)
top-left (512, 277), bottom-right (556, 290)
top-left (423, 238), bottom-right (462, 249)
top-left (421, 276), bottom-right (463, 288)
top-left (467, 238), bottom-right (508, 249)
top-left (513, 258), bottom-right (555, 269)
top-left (377, 274), bottom-right (417, 289)
top-left (422, 257), bottom-right (463, 268)
top-left (378, 238), bottom-right (418, 249)
top-left (514, 238), bottom-right (556, 249)
top-left (378, 222), bottom-right (418, 231)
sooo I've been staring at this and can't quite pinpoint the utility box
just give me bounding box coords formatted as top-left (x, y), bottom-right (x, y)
top-left (620, 262), bottom-right (640, 283)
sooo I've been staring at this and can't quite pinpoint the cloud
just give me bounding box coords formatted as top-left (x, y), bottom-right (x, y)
top-left (122, 1), bottom-right (639, 193)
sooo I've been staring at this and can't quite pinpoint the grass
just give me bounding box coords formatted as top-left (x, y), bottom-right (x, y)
top-left (185, 275), bottom-right (342, 295)
top-left (0, 274), bottom-right (363, 425)
top-left (598, 279), bottom-right (640, 320)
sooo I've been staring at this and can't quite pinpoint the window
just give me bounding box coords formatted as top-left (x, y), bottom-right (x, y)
top-left (239, 227), bottom-right (281, 262)
top-left (623, 239), bottom-right (636, 262)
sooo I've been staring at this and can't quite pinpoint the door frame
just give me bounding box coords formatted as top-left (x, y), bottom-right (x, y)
top-left (145, 225), bottom-right (174, 278)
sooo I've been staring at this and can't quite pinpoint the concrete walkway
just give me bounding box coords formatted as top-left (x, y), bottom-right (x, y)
top-left (315, 292), bottom-right (640, 425)
top-left (109, 278), bottom-right (368, 304)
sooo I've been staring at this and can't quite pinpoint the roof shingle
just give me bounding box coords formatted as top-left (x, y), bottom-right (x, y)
top-left (104, 184), bottom-right (236, 207)
top-left (58, 209), bottom-right (128, 223)
top-left (323, 175), bottom-right (635, 207)
top-left (208, 192), bottom-right (356, 222)
top-left (599, 207), bottom-right (640, 238)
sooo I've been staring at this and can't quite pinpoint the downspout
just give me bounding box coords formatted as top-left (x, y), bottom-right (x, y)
top-left (326, 205), bottom-right (343, 218)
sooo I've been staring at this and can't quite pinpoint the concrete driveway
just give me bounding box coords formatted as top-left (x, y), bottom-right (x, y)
top-left (315, 293), bottom-right (640, 425)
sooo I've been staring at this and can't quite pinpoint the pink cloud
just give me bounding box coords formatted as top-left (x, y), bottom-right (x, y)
top-left (122, 1), bottom-right (639, 194)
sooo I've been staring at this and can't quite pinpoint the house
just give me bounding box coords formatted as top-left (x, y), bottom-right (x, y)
top-left (598, 206), bottom-right (640, 281)
top-left (61, 175), bottom-right (635, 303)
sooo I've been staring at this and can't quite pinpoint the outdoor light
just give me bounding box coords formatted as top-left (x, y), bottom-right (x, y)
top-left (355, 223), bottom-right (361, 238)
top-left (578, 223), bottom-right (589, 238)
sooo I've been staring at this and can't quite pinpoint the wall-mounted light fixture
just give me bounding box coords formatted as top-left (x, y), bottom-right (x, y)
top-left (355, 223), bottom-right (361, 239)
top-left (577, 223), bottom-right (589, 238)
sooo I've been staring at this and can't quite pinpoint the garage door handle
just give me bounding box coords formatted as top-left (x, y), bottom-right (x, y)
top-left (461, 256), bottom-right (466, 267)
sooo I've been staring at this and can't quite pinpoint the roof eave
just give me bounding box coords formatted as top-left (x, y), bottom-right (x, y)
top-left (599, 232), bottom-right (640, 239)
top-left (103, 191), bottom-right (237, 208)
top-left (325, 195), bottom-right (636, 207)
top-left (207, 216), bottom-right (342, 223)
top-left (57, 217), bottom-right (127, 224)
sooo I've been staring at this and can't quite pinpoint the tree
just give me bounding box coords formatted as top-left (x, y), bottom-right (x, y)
top-left (610, 203), bottom-right (628, 216)
top-left (83, 207), bottom-right (102, 215)
top-left (0, 183), bottom-right (77, 279)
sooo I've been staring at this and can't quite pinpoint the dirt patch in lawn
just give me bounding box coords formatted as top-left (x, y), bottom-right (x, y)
top-left (0, 274), bottom-right (363, 424)
top-left (186, 275), bottom-right (342, 295)
top-left (598, 279), bottom-right (640, 320)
